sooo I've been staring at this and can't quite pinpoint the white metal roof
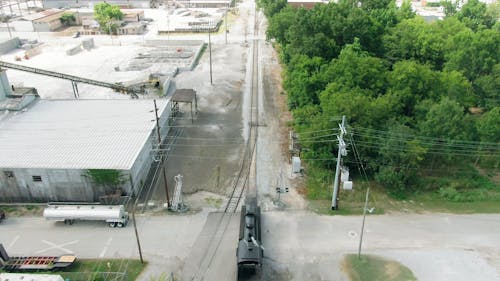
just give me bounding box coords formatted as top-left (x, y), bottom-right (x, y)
top-left (0, 99), bottom-right (168, 170)
top-left (0, 273), bottom-right (63, 281)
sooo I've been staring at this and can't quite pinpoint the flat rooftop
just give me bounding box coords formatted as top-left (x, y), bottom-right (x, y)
top-left (0, 99), bottom-right (169, 170)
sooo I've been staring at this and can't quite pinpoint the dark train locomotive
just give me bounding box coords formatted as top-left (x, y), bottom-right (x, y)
top-left (236, 198), bottom-right (263, 275)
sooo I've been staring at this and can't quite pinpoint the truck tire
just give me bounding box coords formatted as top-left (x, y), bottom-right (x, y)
top-left (109, 222), bottom-right (117, 228)
top-left (117, 222), bottom-right (124, 228)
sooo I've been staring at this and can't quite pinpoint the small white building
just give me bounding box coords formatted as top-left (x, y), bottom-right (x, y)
top-left (117, 21), bottom-right (147, 35)
top-left (0, 98), bottom-right (171, 202)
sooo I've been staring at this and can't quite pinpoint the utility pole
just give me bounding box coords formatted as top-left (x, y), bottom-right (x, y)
top-left (225, 3), bottom-right (228, 44)
top-left (131, 203), bottom-right (144, 263)
top-left (5, 20), bottom-right (12, 39)
top-left (357, 187), bottom-right (370, 259)
top-left (331, 115), bottom-right (347, 210)
top-left (208, 24), bottom-right (213, 85)
top-left (153, 99), bottom-right (171, 208)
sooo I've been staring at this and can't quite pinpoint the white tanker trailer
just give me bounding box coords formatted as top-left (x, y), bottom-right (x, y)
top-left (43, 204), bottom-right (129, 228)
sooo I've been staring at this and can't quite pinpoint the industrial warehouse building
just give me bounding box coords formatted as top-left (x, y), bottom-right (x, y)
top-left (0, 96), bottom-right (171, 203)
top-left (10, 9), bottom-right (66, 32)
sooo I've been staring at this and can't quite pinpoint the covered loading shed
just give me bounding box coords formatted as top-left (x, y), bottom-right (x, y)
top-left (171, 88), bottom-right (197, 123)
top-left (0, 99), bottom-right (171, 203)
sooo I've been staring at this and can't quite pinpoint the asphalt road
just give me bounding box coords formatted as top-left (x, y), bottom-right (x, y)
top-left (1, 212), bottom-right (500, 281)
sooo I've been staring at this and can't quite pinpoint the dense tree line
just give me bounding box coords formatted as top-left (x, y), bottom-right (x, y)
top-left (259, 0), bottom-right (499, 197)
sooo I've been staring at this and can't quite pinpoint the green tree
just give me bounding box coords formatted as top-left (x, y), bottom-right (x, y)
top-left (419, 97), bottom-right (469, 140)
top-left (456, 0), bottom-right (495, 31)
top-left (387, 60), bottom-right (441, 115)
top-left (266, 6), bottom-right (297, 44)
top-left (85, 169), bottom-right (126, 190)
top-left (473, 63), bottom-right (500, 108)
top-left (375, 123), bottom-right (427, 198)
top-left (94, 2), bottom-right (123, 34)
top-left (323, 39), bottom-right (387, 95)
top-left (282, 6), bottom-right (340, 62)
top-left (284, 55), bottom-right (327, 109)
top-left (60, 12), bottom-right (76, 26)
top-left (445, 28), bottom-right (500, 81)
top-left (441, 0), bottom-right (459, 17)
top-left (439, 70), bottom-right (475, 107)
top-left (477, 107), bottom-right (500, 143)
top-left (258, 0), bottom-right (288, 18)
top-left (384, 17), bottom-right (449, 69)
top-left (260, 0), bottom-right (499, 197)
top-left (397, 0), bottom-right (415, 20)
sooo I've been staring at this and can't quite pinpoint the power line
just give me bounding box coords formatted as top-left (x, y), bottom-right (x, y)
top-left (295, 128), bottom-right (340, 135)
top-left (354, 126), bottom-right (499, 146)
top-left (352, 132), bottom-right (498, 150)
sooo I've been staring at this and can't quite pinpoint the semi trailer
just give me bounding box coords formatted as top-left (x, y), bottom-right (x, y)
top-left (43, 204), bottom-right (129, 228)
top-left (0, 244), bottom-right (76, 272)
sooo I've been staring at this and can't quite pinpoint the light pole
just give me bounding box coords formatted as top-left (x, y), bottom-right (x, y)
top-left (357, 187), bottom-right (371, 259)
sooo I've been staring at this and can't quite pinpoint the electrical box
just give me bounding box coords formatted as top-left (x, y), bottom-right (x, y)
top-left (342, 181), bottom-right (353, 190)
top-left (292, 156), bottom-right (301, 173)
top-left (341, 167), bottom-right (349, 182)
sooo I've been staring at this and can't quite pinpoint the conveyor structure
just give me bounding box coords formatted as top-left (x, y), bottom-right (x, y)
top-left (0, 60), bottom-right (142, 98)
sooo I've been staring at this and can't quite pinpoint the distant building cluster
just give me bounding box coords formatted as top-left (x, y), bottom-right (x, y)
top-left (41, 0), bottom-right (151, 9)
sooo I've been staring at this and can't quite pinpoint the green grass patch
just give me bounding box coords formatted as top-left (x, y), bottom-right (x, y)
top-left (61, 259), bottom-right (146, 281)
top-left (204, 196), bottom-right (223, 209)
top-left (307, 186), bottom-right (387, 215)
top-left (304, 166), bottom-right (335, 200)
top-left (0, 205), bottom-right (44, 217)
top-left (305, 162), bottom-right (500, 215)
top-left (413, 193), bottom-right (500, 214)
top-left (343, 254), bottom-right (417, 281)
top-left (308, 182), bottom-right (500, 215)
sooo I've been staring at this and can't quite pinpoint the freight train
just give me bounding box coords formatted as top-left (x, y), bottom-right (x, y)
top-left (236, 198), bottom-right (263, 276)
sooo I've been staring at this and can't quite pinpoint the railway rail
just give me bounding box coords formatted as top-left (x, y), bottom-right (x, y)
top-left (189, 4), bottom-right (262, 281)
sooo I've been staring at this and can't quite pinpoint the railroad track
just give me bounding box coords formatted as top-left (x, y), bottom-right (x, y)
top-left (189, 4), bottom-right (262, 281)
